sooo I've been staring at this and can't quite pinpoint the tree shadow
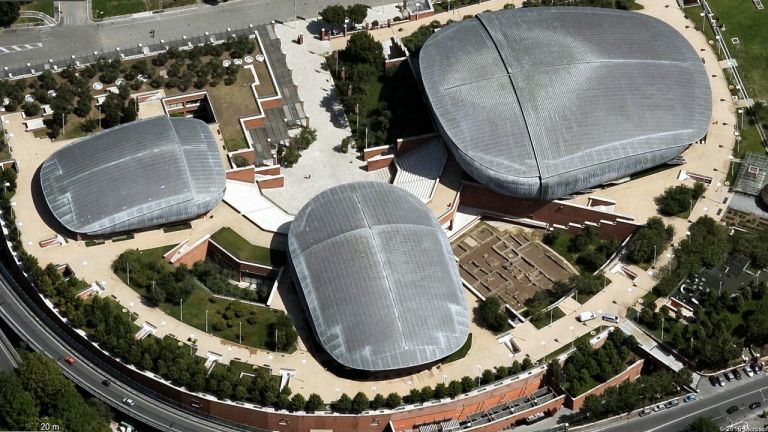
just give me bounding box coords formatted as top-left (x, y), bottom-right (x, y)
top-left (319, 89), bottom-right (349, 129)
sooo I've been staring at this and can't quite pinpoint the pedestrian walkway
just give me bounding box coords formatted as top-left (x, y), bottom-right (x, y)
top-left (619, 320), bottom-right (685, 372)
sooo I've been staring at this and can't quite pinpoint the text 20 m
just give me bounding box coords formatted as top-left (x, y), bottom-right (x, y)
top-left (40, 423), bottom-right (61, 431)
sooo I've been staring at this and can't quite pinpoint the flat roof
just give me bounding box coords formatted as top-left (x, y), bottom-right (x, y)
top-left (40, 116), bottom-right (225, 235)
top-left (288, 182), bottom-right (469, 371)
top-left (420, 7), bottom-right (711, 199)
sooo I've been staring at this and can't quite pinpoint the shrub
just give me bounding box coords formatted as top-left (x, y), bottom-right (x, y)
top-left (474, 296), bottom-right (509, 333)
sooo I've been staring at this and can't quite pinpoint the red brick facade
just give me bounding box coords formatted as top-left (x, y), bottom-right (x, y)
top-left (363, 145), bottom-right (392, 161)
top-left (254, 165), bottom-right (281, 176)
top-left (242, 117), bottom-right (265, 129)
top-left (256, 176), bottom-right (284, 189)
top-left (367, 155), bottom-right (395, 171)
top-left (226, 168), bottom-right (256, 183)
top-left (260, 97), bottom-right (283, 109)
top-left (396, 133), bottom-right (440, 156)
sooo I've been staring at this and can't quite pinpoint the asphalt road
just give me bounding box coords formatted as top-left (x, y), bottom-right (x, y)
top-left (0, 326), bottom-right (20, 371)
top-left (0, 0), bottom-right (390, 76)
top-left (0, 263), bottom-right (255, 432)
top-left (593, 375), bottom-right (768, 432)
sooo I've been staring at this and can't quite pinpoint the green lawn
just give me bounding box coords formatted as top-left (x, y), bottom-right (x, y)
top-left (546, 325), bottom-right (607, 361)
top-left (224, 137), bottom-right (248, 152)
top-left (20, 0), bottom-right (55, 17)
top-left (210, 227), bottom-right (285, 266)
top-left (529, 307), bottom-right (566, 329)
top-left (91, 0), bottom-right (147, 17)
top-left (161, 287), bottom-right (292, 352)
top-left (734, 124), bottom-right (765, 159)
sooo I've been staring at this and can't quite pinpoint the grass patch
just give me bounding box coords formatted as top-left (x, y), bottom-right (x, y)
top-left (91, 0), bottom-right (147, 17)
top-left (163, 222), bottom-right (192, 233)
top-left (529, 307), bottom-right (566, 329)
top-left (20, 0), bottom-right (55, 17)
top-left (210, 227), bottom-right (285, 266)
top-left (224, 137), bottom-right (248, 152)
top-left (84, 239), bottom-right (105, 247)
top-left (148, 0), bottom-right (197, 9)
top-left (63, 121), bottom-right (100, 140)
top-left (205, 68), bottom-right (258, 146)
top-left (547, 325), bottom-right (607, 360)
top-left (112, 234), bottom-right (135, 242)
top-left (726, 161), bottom-right (742, 185)
top-left (441, 333), bottom-right (472, 364)
top-left (734, 124), bottom-right (765, 159)
top-left (161, 287), bottom-right (291, 351)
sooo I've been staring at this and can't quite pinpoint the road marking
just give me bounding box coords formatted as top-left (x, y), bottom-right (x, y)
top-left (0, 42), bottom-right (43, 55)
top-left (645, 388), bottom-right (767, 432)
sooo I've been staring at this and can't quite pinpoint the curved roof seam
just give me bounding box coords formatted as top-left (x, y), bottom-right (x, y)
top-left (476, 13), bottom-right (542, 182)
top-left (291, 223), bottom-right (445, 259)
top-left (352, 195), bottom-right (409, 350)
top-left (169, 120), bottom-right (197, 200)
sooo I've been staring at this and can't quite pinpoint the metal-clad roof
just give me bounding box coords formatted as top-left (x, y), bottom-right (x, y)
top-left (420, 7), bottom-right (712, 199)
top-left (288, 182), bottom-right (469, 371)
top-left (40, 116), bottom-right (225, 235)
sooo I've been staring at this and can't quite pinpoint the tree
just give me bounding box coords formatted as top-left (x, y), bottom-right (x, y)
top-left (626, 217), bottom-right (674, 265)
top-left (0, 372), bottom-right (38, 429)
top-left (385, 392), bottom-right (402, 408)
top-left (346, 4), bottom-right (368, 25)
top-left (295, 127), bottom-right (317, 150)
top-left (304, 393), bottom-right (324, 412)
top-left (277, 146), bottom-right (301, 167)
top-left (687, 418), bottom-right (720, 432)
top-left (332, 393), bottom-right (353, 413)
top-left (320, 4), bottom-right (346, 29)
top-left (474, 296), bottom-right (509, 333)
top-left (344, 32), bottom-right (384, 66)
top-left (655, 183), bottom-right (705, 216)
top-left (268, 314), bottom-right (298, 352)
top-left (370, 393), bottom-right (385, 409)
top-left (0, 3), bottom-right (20, 27)
top-left (23, 102), bottom-right (41, 117)
top-left (288, 393), bottom-right (306, 411)
top-left (351, 391), bottom-right (369, 413)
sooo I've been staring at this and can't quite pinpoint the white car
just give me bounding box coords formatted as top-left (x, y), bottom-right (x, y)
top-left (122, 397), bottom-right (135, 407)
top-left (743, 366), bottom-right (755, 378)
top-left (578, 311), bottom-right (596, 322)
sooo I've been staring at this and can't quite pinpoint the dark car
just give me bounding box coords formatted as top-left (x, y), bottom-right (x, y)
top-left (709, 376), bottom-right (718, 386)
top-left (101, 379), bottom-right (111, 387)
top-left (733, 369), bottom-right (742, 380)
top-left (665, 399), bottom-right (680, 408)
top-left (750, 401), bottom-right (762, 410)
top-left (727, 405), bottom-right (739, 415)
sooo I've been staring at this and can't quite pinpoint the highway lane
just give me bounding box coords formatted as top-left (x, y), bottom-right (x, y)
top-left (593, 375), bottom-right (768, 432)
top-left (0, 264), bottom-right (258, 432)
top-left (0, 325), bottom-right (20, 371)
top-left (0, 0), bottom-right (392, 75)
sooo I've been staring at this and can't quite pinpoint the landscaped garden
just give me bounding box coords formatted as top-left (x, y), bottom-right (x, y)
top-left (0, 36), bottom-right (260, 144)
top-left (112, 244), bottom-right (297, 352)
top-left (543, 226), bottom-right (620, 273)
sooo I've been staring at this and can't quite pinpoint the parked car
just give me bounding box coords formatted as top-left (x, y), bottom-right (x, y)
top-left (718, 375), bottom-right (726, 387)
top-left (708, 376), bottom-right (719, 387)
top-left (602, 313), bottom-right (620, 324)
top-left (578, 311), bottom-right (596, 322)
top-left (665, 399), bottom-right (680, 408)
top-left (744, 366), bottom-right (755, 378)
top-left (122, 397), bottom-right (135, 407)
top-left (750, 401), bottom-right (762, 410)
top-left (64, 356), bottom-right (75, 365)
top-left (683, 393), bottom-right (698, 403)
top-left (733, 369), bottom-right (742, 380)
top-left (639, 407), bottom-right (652, 416)
top-left (724, 371), bottom-right (734, 381)
top-left (752, 362), bottom-right (764, 374)
top-left (726, 405), bottom-right (739, 414)
top-left (653, 403), bottom-right (666, 412)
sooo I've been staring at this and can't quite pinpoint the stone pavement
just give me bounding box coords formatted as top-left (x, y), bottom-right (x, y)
top-left (260, 21), bottom-right (390, 215)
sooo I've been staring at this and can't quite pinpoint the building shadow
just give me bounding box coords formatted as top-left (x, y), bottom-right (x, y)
top-left (30, 165), bottom-right (77, 240)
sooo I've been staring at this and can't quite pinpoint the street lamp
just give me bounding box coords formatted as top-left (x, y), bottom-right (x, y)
top-left (569, 325), bottom-right (575, 349)
top-left (540, 341), bottom-right (547, 363)
top-left (180, 298), bottom-right (183, 322)
top-left (699, 11), bottom-right (705, 30)
top-left (737, 108), bottom-right (744, 130)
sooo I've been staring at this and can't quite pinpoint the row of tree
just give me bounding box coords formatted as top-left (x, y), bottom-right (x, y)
top-left (543, 226), bottom-right (619, 273)
top-left (320, 4), bottom-right (369, 30)
top-left (558, 330), bottom-right (638, 396)
top-left (655, 182), bottom-right (706, 217)
top-left (0, 352), bottom-right (111, 431)
top-left (625, 217), bottom-right (675, 266)
top-left (526, 273), bottom-right (606, 317)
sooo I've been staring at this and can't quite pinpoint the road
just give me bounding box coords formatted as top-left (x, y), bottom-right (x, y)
top-left (592, 375), bottom-right (768, 432)
top-left (0, 325), bottom-right (20, 371)
top-left (0, 262), bottom-right (259, 432)
top-left (0, 0), bottom-right (390, 78)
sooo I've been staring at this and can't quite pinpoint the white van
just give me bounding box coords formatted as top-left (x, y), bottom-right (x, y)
top-left (602, 313), bottom-right (620, 324)
top-left (578, 311), bottom-right (596, 322)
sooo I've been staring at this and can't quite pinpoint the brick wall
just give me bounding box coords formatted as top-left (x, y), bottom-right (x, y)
top-left (363, 145), bottom-right (392, 161)
top-left (367, 155), bottom-right (395, 171)
top-left (226, 168), bottom-right (255, 183)
top-left (565, 359), bottom-right (644, 410)
top-left (260, 98), bottom-right (283, 109)
top-left (254, 165), bottom-right (281, 176)
top-left (172, 239), bottom-right (210, 268)
top-left (242, 117), bottom-right (265, 128)
top-left (395, 133), bottom-right (440, 156)
top-left (460, 182), bottom-right (640, 241)
top-left (256, 176), bottom-right (284, 190)
top-left (232, 150), bottom-right (257, 166)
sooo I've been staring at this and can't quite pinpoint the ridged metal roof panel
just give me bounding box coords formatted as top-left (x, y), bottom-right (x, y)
top-left (288, 182), bottom-right (468, 371)
top-left (40, 116), bottom-right (225, 235)
top-left (419, 7), bottom-right (711, 199)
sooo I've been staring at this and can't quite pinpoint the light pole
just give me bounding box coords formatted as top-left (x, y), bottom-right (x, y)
top-left (699, 12), bottom-right (705, 31)
top-left (180, 298), bottom-right (183, 322)
top-left (476, 365), bottom-right (481, 387)
top-left (549, 307), bottom-right (553, 326)
top-left (653, 244), bottom-right (657, 267)
top-left (205, 309), bottom-right (208, 333)
top-left (239, 321), bottom-right (242, 344)
top-left (661, 315), bottom-right (665, 341)
top-left (738, 108), bottom-right (744, 130)
top-left (569, 325), bottom-right (575, 349)
top-left (540, 341), bottom-right (546, 363)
